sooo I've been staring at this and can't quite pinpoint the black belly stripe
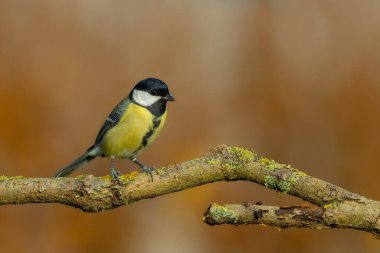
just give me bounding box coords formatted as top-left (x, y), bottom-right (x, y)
top-left (138, 117), bottom-right (161, 151)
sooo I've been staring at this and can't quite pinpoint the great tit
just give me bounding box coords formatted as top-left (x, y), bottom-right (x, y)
top-left (54, 78), bottom-right (174, 180)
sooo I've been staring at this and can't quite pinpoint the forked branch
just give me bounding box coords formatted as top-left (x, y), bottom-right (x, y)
top-left (0, 145), bottom-right (378, 237)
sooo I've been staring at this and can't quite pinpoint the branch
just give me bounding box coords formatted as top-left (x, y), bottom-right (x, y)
top-left (204, 203), bottom-right (328, 229)
top-left (0, 145), bottom-right (379, 237)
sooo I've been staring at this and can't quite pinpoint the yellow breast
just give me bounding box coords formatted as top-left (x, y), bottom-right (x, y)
top-left (100, 103), bottom-right (167, 158)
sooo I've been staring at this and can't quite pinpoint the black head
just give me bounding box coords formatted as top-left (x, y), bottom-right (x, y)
top-left (129, 78), bottom-right (174, 115)
top-left (131, 78), bottom-right (174, 102)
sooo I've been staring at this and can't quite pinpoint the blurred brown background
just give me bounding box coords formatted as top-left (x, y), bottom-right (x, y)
top-left (0, 1), bottom-right (379, 252)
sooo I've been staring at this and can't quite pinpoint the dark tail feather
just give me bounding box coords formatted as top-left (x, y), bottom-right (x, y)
top-left (54, 150), bottom-right (97, 177)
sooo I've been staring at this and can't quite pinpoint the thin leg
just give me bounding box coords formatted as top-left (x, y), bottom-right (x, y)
top-left (132, 158), bottom-right (154, 182)
top-left (110, 157), bottom-right (121, 180)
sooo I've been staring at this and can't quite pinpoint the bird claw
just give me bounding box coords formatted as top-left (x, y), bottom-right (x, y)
top-left (142, 166), bottom-right (154, 182)
top-left (111, 168), bottom-right (121, 180)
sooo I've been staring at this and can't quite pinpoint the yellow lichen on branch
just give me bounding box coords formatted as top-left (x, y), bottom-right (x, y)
top-left (0, 145), bottom-right (378, 238)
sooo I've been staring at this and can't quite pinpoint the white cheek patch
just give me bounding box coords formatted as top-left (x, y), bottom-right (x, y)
top-left (132, 89), bottom-right (161, 107)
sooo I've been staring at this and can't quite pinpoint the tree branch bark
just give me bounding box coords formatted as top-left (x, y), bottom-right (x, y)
top-left (0, 145), bottom-right (379, 237)
top-left (204, 203), bottom-right (328, 229)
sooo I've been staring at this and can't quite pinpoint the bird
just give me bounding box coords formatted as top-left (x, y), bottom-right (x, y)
top-left (54, 77), bottom-right (174, 180)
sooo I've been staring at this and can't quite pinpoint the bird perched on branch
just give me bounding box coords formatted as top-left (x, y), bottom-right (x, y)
top-left (54, 78), bottom-right (175, 180)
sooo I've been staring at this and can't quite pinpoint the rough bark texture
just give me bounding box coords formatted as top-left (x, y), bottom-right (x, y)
top-left (0, 145), bottom-right (379, 237)
top-left (204, 203), bottom-right (328, 229)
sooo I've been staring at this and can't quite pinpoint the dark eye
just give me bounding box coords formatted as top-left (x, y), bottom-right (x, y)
top-left (151, 90), bottom-right (158, 95)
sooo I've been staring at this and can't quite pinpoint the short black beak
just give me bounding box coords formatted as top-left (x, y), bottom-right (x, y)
top-left (164, 93), bottom-right (175, 101)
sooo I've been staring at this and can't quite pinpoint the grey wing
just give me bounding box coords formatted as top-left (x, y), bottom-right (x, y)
top-left (94, 98), bottom-right (130, 146)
